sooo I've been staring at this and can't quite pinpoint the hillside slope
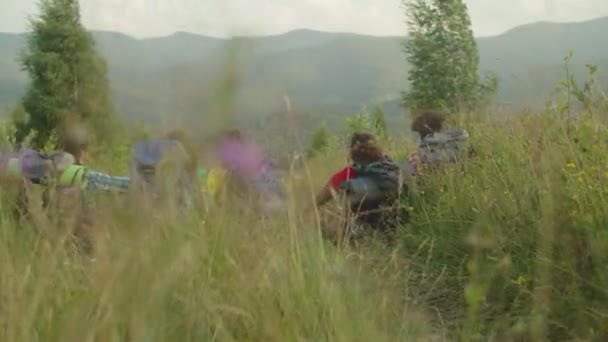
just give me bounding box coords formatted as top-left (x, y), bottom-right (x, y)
top-left (0, 17), bottom-right (607, 121)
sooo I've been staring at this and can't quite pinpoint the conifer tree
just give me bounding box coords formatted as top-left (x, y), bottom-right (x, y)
top-left (16, 0), bottom-right (117, 148)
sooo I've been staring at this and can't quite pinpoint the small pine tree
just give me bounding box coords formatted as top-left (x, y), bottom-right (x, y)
top-left (307, 122), bottom-right (334, 159)
top-left (16, 0), bottom-right (118, 149)
top-left (372, 106), bottom-right (388, 140)
top-left (345, 108), bottom-right (372, 135)
top-left (402, 0), bottom-right (491, 112)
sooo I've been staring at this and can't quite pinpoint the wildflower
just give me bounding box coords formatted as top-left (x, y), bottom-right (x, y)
top-left (566, 162), bottom-right (576, 169)
top-left (516, 275), bottom-right (527, 286)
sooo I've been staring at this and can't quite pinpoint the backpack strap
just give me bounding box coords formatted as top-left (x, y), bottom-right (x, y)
top-left (58, 165), bottom-right (87, 188)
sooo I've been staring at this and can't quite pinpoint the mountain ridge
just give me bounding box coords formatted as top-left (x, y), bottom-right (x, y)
top-left (1, 16), bottom-right (607, 125)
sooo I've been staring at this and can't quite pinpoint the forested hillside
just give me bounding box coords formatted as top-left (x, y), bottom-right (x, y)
top-left (1, 17), bottom-right (607, 123)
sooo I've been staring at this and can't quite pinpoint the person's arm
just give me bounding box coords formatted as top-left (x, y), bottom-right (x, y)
top-left (315, 183), bottom-right (334, 207)
top-left (314, 167), bottom-right (354, 208)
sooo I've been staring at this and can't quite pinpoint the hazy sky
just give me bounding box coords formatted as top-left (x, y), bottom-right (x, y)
top-left (2, 0), bottom-right (608, 38)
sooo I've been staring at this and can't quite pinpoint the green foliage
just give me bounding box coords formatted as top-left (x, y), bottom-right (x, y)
top-left (0, 119), bottom-right (17, 147)
top-left (401, 0), bottom-right (492, 112)
top-left (10, 103), bottom-right (27, 127)
top-left (306, 121), bottom-right (335, 159)
top-left (372, 106), bottom-right (388, 141)
top-left (547, 50), bottom-right (606, 119)
top-left (9, 103), bottom-right (29, 145)
top-left (345, 108), bottom-right (372, 136)
top-left (15, 0), bottom-right (118, 148)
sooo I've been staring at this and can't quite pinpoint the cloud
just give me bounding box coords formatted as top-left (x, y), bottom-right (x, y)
top-left (1, 0), bottom-right (608, 38)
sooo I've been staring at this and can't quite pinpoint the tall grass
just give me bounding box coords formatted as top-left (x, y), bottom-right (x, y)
top-left (2, 47), bottom-right (608, 340)
top-left (0, 166), bottom-right (435, 341)
top-left (4, 103), bottom-right (608, 341)
top-left (400, 108), bottom-right (608, 340)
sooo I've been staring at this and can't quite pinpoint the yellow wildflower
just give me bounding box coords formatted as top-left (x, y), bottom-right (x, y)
top-left (566, 162), bottom-right (576, 169)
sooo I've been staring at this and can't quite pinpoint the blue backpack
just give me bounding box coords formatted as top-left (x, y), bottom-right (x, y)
top-left (129, 140), bottom-right (195, 207)
top-left (2, 148), bottom-right (76, 185)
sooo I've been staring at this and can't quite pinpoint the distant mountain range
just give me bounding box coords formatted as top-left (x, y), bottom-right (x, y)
top-left (1, 17), bottom-right (607, 126)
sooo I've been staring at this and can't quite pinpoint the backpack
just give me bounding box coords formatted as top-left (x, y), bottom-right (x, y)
top-left (0, 148), bottom-right (89, 222)
top-left (340, 159), bottom-right (401, 211)
top-left (417, 129), bottom-right (469, 168)
top-left (1, 148), bottom-right (77, 184)
top-left (129, 139), bottom-right (194, 207)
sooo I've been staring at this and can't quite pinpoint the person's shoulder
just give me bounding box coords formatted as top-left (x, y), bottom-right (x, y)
top-left (339, 165), bottom-right (356, 173)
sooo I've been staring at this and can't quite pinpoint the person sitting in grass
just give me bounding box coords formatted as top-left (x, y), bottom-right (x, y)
top-left (214, 129), bottom-right (286, 215)
top-left (4, 125), bottom-right (130, 254)
top-left (402, 111), bottom-right (470, 177)
top-left (313, 132), bottom-right (404, 243)
top-left (57, 125), bottom-right (131, 196)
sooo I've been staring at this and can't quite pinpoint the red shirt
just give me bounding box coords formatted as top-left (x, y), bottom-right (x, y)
top-left (328, 167), bottom-right (357, 191)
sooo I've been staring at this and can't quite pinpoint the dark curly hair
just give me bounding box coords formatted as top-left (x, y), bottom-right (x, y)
top-left (349, 132), bottom-right (384, 165)
top-left (224, 128), bottom-right (242, 140)
top-left (411, 111), bottom-right (446, 139)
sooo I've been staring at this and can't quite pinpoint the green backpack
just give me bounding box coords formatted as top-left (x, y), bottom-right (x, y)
top-left (340, 159), bottom-right (401, 210)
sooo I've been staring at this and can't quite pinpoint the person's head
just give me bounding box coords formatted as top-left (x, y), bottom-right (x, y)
top-left (225, 129), bottom-right (242, 140)
top-left (411, 111), bottom-right (446, 139)
top-left (60, 124), bottom-right (89, 165)
top-left (165, 129), bottom-right (198, 176)
top-left (348, 132), bottom-right (385, 165)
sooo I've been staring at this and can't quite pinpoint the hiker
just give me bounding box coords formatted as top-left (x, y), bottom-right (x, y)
top-left (402, 111), bottom-right (469, 177)
top-left (165, 129), bottom-right (210, 210)
top-left (1, 126), bottom-right (130, 254)
top-left (129, 138), bottom-right (199, 211)
top-left (214, 129), bottom-right (285, 215)
top-left (58, 126), bottom-right (130, 195)
top-left (54, 127), bottom-right (130, 253)
top-left (313, 132), bottom-right (405, 243)
top-left (6, 129), bottom-right (130, 215)
top-left (165, 129), bottom-right (199, 181)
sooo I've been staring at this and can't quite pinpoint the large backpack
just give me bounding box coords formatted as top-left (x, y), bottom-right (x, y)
top-left (129, 139), bottom-right (194, 207)
top-left (339, 159), bottom-right (402, 211)
top-left (2, 148), bottom-right (77, 184)
top-left (1, 148), bottom-right (89, 222)
top-left (417, 129), bottom-right (469, 168)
